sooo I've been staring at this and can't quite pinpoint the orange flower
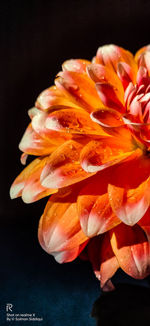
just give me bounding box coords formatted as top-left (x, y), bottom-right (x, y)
top-left (10, 45), bottom-right (150, 290)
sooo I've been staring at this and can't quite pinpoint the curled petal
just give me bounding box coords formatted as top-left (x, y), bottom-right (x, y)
top-left (110, 224), bottom-right (150, 279)
top-left (90, 107), bottom-right (124, 128)
top-left (80, 139), bottom-right (135, 173)
top-left (41, 140), bottom-right (91, 189)
top-left (45, 108), bottom-right (107, 136)
top-left (134, 44), bottom-right (150, 64)
top-left (38, 191), bottom-right (88, 254)
top-left (96, 83), bottom-right (124, 112)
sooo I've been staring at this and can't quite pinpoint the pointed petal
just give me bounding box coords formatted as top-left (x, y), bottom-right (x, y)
top-left (78, 182), bottom-right (120, 237)
top-left (96, 82), bottom-right (124, 112)
top-left (80, 139), bottom-right (135, 173)
top-left (38, 190), bottom-right (88, 254)
top-left (99, 233), bottom-right (119, 288)
top-left (19, 124), bottom-right (58, 156)
top-left (40, 140), bottom-right (91, 189)
top-left (10, 156), bottom-right (57, 203)
top-left (110, 224), bottom-right (150, 279)
top-left (108, 177), bottom-right (150, 226)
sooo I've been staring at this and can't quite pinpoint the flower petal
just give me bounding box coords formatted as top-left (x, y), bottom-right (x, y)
top-left (108, 177), bottom-right (150, 226)
top-left (99, 233), bottom-right (119, 289)
top-left (96, 83), bottom-right (124, 112)
top-left (41, 140), bottom-right (91, 189)
top-left (19, 124), bottom-right (58, 156)
top-left (36, 86), bottom-right (80, 112)
top-left (80, 139), bottom-right (135, 173)
top-left (78, 177), bottom-right (120, 237)
top-left (56, 71), bottom-right (103, 112)
top-left (45, 108), bottom-right (107, 136)
top-left (62, 59), bottom-right (90, 73)
top-left (38, 190), bottom-right (88, 254)
top-left (10, 157), bottom-right (56, 202)
top-left (138, 208), bottom-right (150, 241)
top-left (94, 44), bottom-right (136, 73)
top-left (87, 63), bottom-right (123, 93)
top-left (110, 224), bottom-right (150, 279)
top-left (117, 62), bottom-right (135, 89)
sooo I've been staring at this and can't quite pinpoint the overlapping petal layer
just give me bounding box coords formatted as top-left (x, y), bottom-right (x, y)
top-left (11, 44), bottom-right (150, 290)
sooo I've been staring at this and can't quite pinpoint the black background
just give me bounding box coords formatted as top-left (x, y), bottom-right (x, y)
top-left (1, 1), bottom-right (150, 325)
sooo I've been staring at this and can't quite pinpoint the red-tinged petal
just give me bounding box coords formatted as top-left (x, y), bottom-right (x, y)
top-left (55, 71), bottom-right (103, 113)
top-left (117, 62), bottom-right (135, 89)
top-left (38, 191), bottom-right (88, 254)
top-left (96, 83), bottom-right (124, 112)
top-left (45, 108), bottom-right (107, 136)
top-left (108, 178), bottom-right (150, 226)
top-left (95, 44), bottom-right (137, 73)
top-left (138, 208), bottom-right (150, 241)
top-left (110, 224), bottom-right (150, 279)
top-left (36, 86), bottom-right (80, 112)
top-left (90, 107), bottom-right (124, 128)
top-left (19, 124), bottom-right (58, 156)
top-left (78, 190), bottom-right (120, 237)
top-left (80, 139), bottom-right (135, 173)
top-left (99, 233), bottom-right (119, 289)
top-left (87, 63), bottom-right (124, 93)
top-left (136, 66), bottom-right (149, 86)
top-left (62, 59), bottom-right (91, 73)
top-left (40, 140), bottom-right (91, 189)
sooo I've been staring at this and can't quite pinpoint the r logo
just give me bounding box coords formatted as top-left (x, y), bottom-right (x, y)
top-left (6, 304), bottom-right (13, 312)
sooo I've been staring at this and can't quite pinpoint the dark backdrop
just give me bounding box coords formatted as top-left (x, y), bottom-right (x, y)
top-left (1, 1), bottom-right (150, 325)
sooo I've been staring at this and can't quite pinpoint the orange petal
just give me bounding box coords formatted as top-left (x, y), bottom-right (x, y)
top-left (19, 123), bottom-right (58, 156)
top-left (90, 107), bottom-right (124, 128)
top-left (99, 233), bottom-right (119, 288)
top-left (36, 86), bottom-right (80, 112)
top-left (38, 190), bottom-right (88, 254)
top-left (78, 182), bottom-right (120, 236)
top-left (55, 71), bottom-right (103, 112)
top-left (80, 139), bottom-right (135, 173)
top-left (94, 44), bottom-right (137, 73)
top-left (10, 156), bottom-right (56, 202)
top-left (96, 82), bottom-right (125, 112)
top-left (108, 178), bottom-right (150, 226)
top-left (62, 59), bottom-right (91, 73)
top-left (110, 224), bottom-right (150, 279)
top-left (45, 108), bottom-right (108, 136)
top-left (87, 63), bottom-right (124, 94)
top-left (40, 140), bottom-right (91, 189)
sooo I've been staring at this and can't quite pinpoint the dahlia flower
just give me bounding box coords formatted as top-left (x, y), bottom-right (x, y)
top-left (10, 44), bottom-right (150, 291)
